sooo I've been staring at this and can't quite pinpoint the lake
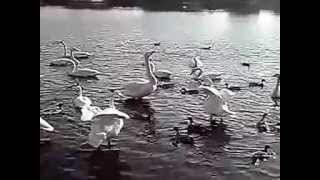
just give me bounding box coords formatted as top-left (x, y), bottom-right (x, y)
top-left (40, 6), bottom-right (280, 180)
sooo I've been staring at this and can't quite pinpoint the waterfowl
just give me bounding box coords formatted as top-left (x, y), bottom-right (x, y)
top-left (80, 105), bottom-right (102, 121)
top-left (180, 87), bottom-right (199, 95)
top-left (83, 91), bottom-right (130, 150)
top-left (54, 40), bottom-right (92, 59)
top-left (117, 51), bottom-right (158, 99)
top-left (271, 74), bottom-right (280, 106)
top-left (187, 117), bottom-right (210, 135)
top-left (200, 42), bottom-right (214, 50)
top-left (158, 83), bottom-right (175, 89)
top-left (73, 84), bottom-right (92, 109)
top-left (198, 85), bottom-right (236, 124)
top-left (189, 56), bottom-right (203, 68)
top-left (256, 113), bottom-right (271, 132)
top-left (40, 117), bottom-right (54, 132)
top-left (241, 63), bottom-right (250, 68)
top-left (66, 48), bottom-right (103, 78)
top-left (172, 127), bottom-right (194, 146)
top-left (225, 83), bottom-right (242, 91)
top-left (190, 67), bottom-right (222, 81)
top-left (249, 79), bottom-right (266, 88)
top-left (41, 102), bottom-right (64, 115)
top-left (153, 42), bottom-right (161, 46)
top-left (251, 145), bottom-right (276, 166)
top-left (150, 61), bottom-right (172, 80)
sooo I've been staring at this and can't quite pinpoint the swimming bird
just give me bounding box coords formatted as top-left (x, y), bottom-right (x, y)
top-left (190, 67), bottom-right (222, 81)
top-left (41, 102), bottom-right (64, 115)
top-left (66, 48), bottom-right (103, 78)
top-left (187, 117), bottom-right (210, 135)
top-left (256, 113), bottom-right (270, 132)
top-left (249, 79), bottom-right (266, 88)
top-left (225, 83), bottom-right (242, 91)
top-left (73, 83), bottom-right (92, 109)
top-left (241, 62), bottom-right (250, 69)
top-left (53, 40), bottom-right (69, 58)
top-left (54, 40), bottom-right (92, 59)
top-left (40, 117), bottom-right (54, 132)
top-left (150, 61), bottom-right (172, 80)
top-left (189, 56), bottom-right (203, 68)
top-left (251, 145), bottom-right (276, 166)
top-left (200, 42), bottom-right (214, 50)
top-left (84, 91), bottom-right (130, 149)
top-left (172, 127), bottom-right (194, 146)
top-left (198, 85), bottom-right (236, 124)
top-left (117, 51), bottom-right (158, 99)
top-left (271, 74), bottom-right (280, 106)
top-left (153, 42), bottom-right (161, 46)
top-left (80, 105), bottom-right (102, 121)
top-left (180, 87), bottom-right (199, 95)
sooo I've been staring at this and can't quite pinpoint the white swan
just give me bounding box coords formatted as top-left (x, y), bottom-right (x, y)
top-left (198, 83), bottom-right (235, 124)
top-left (66, 48), bottom-right (103, 78)
top-left (189, 56), bottom-right (203, 68)
top-left (149, 61), bottom-right (172, 80)
top-left (118, 51), bottom-right (158, 99)
top-left (55, 40), bottom-right (92, 59)
top-left (190, 67), bottom-right (222, 81)
top-left (86, 92), bottom-right (130, 149)
top-left (73, 84), bottom-right (92, 109)
top-left (271, 74), bottom-right (280, 106)
top-left (81, 105), bottom-right (102, 121)
top-left (40, 117), bottom-right (54, 132)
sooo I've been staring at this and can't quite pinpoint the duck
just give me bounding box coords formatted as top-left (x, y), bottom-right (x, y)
top-left (172, 127), bottom-right (194, 146)
top-left (187, 117), bottom-right (210, 135)
top-left (251, 145), bottom-right (276, 166)
top-left (180, 87), bottom-right (199, 95)
top-left (41, 102), bottom-right (64, 115)
top-left (225, 83), bottom-right (242, 91)
top-left (200, 42), bottom-right (214, 50)
top-left (153, 42), bottom-right (161, 46)
top-left (241, 62), bottom-right (250, 68)
top-left (271, 74), bottom-right (280, 106)
top-left (249, 79), bottom-right (266, 88)
top-left (82, 90), bottom-right (130, 150)
top-left (117, 51), bottom-right (158, 100)
top-left (256, 113), bottom-right (271, 132)
top-left (198, 85), bottom-right (236, 124)
top-left (73, 83), bottom-right (92, 109)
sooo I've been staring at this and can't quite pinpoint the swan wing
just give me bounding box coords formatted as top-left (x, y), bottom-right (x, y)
top-left (40, 117), bottom-right (54, 132)
top-left (199, 85), bottom-right (223, 100)
top-left (220, 88), bottom-right (235, 101)
top-left (81, 106), bottom-right (102, 121)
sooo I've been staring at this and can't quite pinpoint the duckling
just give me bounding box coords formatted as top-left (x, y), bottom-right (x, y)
top-left (187, 117), bottom-right (210, 135)
top-left (225, 83), bottom-right (242, 91)
top-left (180, 87), bottom-right (199, 95)
top-left (172, 127), bottom-right (194, 146)
top-left (251, 145), bottom-right (276, 166)
top-left (249, 79), bottom-right (266, 88)
top-left (153, 42), bottom-right (160, 46)
top-left (256, 113), bottom-right (271, 132)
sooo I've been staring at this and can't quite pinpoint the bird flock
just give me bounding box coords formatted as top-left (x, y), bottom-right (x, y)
top-left (40, 40), bottom-right (280, 165)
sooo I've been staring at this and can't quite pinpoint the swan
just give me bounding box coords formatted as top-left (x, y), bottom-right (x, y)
top-left (189, 56), bottom-right (203, 68)
top-left (149, 61), bottom-right (172, 80)
top-left (198, 84), bottom-right (236, 124)
top-left (117, 51), bottom-right (158, 99)
top-left (66, 48), bottom-right (103, 78)
top-left (83, 91), bottom-right (130, 149)
top-left (40, 117), bottom-right (54, 132)
top-left (251, 145), bottom-right (276, 166)
top-left (190, 67), bottom-right (222, 81)
top-left (256, 113), bottom-right (271, 132)
top-left (55, 40), bottom-right (92, 59)
top-left (172, 127), bottom-right (194, 146)
top-left (225, 83), bottom-right (242, 91)
top-left (73, 84), bottom-right (92, 109)
top-left (80, 105), bottom-right (102, 121)
top-left (249, 79), bottom-right (266, 88)
top-left (271, 74), bottom-right (280, 106)
top-left (206, 78), bottom-right (235, 101)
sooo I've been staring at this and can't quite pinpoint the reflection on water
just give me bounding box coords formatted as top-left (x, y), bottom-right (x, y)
top-left (41, 6), bottom-right (280, 180)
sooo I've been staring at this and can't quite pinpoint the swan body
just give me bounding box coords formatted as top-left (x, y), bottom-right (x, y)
top-left (190, 67), bottom-right (222, 81)
top-left (73, 84), bottom-right (92, 109)
top-left (87, 93), bottom-right (129, 148)
top-left (189, 56), bottom-right (203, 68)
top-left (81, 105), bottom-right (102, 121)
top-left (73, 51), bottom-right (93, 59)
top-left (150, 61), bottom-right (172, 80)
top-left (40, 117), bottom-right (54, 132)
top-left (50, 58), bottom-right (79, 67)
top-left (119, 51), bottom-right (158, 99)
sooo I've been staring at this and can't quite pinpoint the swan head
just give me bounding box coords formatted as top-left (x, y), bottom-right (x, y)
top-left (144, 51), bottom-right (156, 60)
top-left (261, 79), bottom-right (266, 83)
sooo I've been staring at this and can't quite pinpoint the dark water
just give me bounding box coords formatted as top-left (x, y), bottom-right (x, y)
top-left (40, 7), bottom-right (280, 180)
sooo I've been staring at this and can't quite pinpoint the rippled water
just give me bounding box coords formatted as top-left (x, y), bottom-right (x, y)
top-left (40, 6), bottom-right (280, 180)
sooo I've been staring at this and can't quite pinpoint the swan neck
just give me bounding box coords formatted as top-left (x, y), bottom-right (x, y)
top-left (78, 86), bottom-right (83, 97)
top-left (62, 43), bottom-right (67, 56)
top-left (145, 56), bottom-right (157, 85)
top-left (70, 51), bottom-right (77, 72)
